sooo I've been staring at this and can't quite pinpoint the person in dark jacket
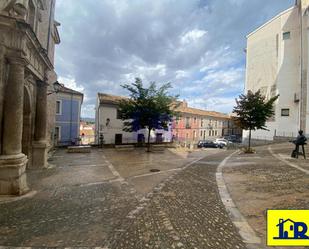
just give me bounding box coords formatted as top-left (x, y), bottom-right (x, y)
top-left (291, 130), bottom-right (307, 158)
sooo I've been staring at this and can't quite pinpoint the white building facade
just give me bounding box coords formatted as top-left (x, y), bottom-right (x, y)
top-left (244, 0), bottom-right (309, 141)
top-left (95, 93), bottom-right (173, 145)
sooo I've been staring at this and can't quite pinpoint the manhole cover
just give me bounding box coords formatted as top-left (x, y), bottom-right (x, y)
top-left (150, 169), bottom-right (161, 172)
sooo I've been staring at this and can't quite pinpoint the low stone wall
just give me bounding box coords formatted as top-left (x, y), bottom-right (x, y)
top-left (273, 136), bottom-right (294, 142)
top-left (67, 146), bottom-right (91, 153)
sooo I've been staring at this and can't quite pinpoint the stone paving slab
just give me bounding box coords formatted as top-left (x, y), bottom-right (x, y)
top-left (106, 152), bottom-right (246, 249)
top-left (0, 181), bottom-right (139, 247)
top-left (0, 148), bottom-right (245, 248)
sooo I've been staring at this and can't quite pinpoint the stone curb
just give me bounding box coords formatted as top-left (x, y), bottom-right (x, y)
top-left (216, 151), bottom-right (266, 249)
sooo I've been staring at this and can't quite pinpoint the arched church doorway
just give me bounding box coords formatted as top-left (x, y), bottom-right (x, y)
top-left (22, 86), bottom-right (32, 168)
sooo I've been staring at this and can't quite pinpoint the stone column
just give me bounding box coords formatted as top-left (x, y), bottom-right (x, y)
top-left (31, 80), bottom-right (49, 169)
top-left (0, 56), bottom-right (29, 195)
top-left (2, 57), bottom-right (26, 155)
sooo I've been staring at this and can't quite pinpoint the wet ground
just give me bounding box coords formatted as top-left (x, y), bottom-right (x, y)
top-left (0, 144), bottom-right (307, 248)
top-left (107, 151), bottom-right (246, 249)
top-left (0, 147), bottom-right (226, 247)
top-left (223, 143), bottom-right (309, 249)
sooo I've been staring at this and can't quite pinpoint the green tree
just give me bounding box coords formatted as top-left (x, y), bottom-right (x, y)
top-left (233, 90), bottom-right (279, 151)
top-left (118, 78), bottom-right (178, 152)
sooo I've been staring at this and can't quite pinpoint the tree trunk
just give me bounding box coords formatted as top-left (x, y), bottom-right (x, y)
top-left (147, 128), bottom-right (151, 152)
top-left (248, 128), bottom-right (252, 150)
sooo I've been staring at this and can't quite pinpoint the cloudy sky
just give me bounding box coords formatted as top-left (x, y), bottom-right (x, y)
top-left (55, 0), bottom-right (293, 118)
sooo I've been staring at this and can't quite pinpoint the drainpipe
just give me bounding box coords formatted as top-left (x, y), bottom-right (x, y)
top-left (97, 103), bottom-right (100, 144)
top-left (299, 1), bottom-right (303, 132)
top-left (70, 93), bottom-right (73, 144)
top-left (299, 1), bottom-right (308, 133)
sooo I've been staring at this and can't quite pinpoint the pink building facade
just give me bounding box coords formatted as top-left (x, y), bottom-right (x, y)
top-left (172, 101), bottom-right (232, 144)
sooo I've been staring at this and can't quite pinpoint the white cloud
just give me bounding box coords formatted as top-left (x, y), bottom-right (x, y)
top-left (58, 76), bottom-right (84, 92)
top-left (188, 96), bottom-right (237, 114)
top-left (180, 29), bottom-right (207, 45)
top-left (175, 70), bottom-right (190, 79)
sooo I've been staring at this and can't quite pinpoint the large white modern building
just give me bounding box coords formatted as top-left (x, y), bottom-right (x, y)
top-left (244, 0), bottom-right (309, 141)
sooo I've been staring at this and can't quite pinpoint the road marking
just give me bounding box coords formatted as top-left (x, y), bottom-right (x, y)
top-left (268, 146), bottom-right (309, 175)
top-left (216, 151), bottom-right (262, 246)
top-left (102, 155), bottom-right (125, 182)
top-left (58, 164), bottom-right (109, 168)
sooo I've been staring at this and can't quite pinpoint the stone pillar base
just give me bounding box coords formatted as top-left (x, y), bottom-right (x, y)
top-left (31, 141), bottom-right (48, 169)
top-left (0, 153), bottom-right (29, 195)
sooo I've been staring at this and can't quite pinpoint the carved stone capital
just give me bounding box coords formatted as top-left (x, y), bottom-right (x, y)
top-left (0, 1), bottom-right (17, 13)
top-left (7, 56), bottom-right (28, 66)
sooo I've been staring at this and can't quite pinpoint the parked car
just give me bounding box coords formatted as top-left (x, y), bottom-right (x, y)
top-left (214, 138), bottom-right (230, 147)
top-left (224, 135), bottom-right (241, 143)
top-left (197, 140), bottom-right (223, 149)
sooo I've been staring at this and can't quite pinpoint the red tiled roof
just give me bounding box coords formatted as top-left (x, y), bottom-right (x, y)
top-left (98, 93), bottom-right (230, 119)
top-left (98, 93), bottom-right (128, 105)
top-left (175, 104), bottom-right (230, 119)
top-left (58, 85), bottom-right (84, 96)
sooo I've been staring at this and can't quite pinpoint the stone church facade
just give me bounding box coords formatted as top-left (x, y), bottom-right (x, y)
top-left (0, 0), bottom-right (60, 195)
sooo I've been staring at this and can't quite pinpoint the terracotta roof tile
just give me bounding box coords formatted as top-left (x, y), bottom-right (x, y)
top-left (175, 105), bottom-right (230, 119)
top-left (98, 93), bottom-right (230, 119)
top-left (59, 85), bottom-right (84, 96)
top-left (98, 93), bottom-right (128, 105)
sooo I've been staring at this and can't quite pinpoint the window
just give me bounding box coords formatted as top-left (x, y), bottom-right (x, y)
top-left (186, 117), bottom-right (190, 128)
top-left (56, 100), bottom-right (61, 114)
top-left (281, 109), bottom-right (290, 117)
top-left (201, 119), bottom-right (203, 127)
top-left (200, 130), bottom-right (203, 137)
top-left (116, 109), bottom-right (122, 119)
top-left (55, 126), bottom-right (61, 141)
top-left (283, 31), bottom-right (291, 40)
top-left (194, 117), bottom-right (197, 123)
top-left (209, 130), bottom-right (211, 136)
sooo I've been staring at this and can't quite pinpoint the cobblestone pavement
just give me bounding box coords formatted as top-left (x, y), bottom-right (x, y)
top-left (223, 143), bottom-right (309, 249)
top-left (0, 148), bottom-right (139, 247)
top-left (1, 147), bottom-right (239, 248)
top-left (0, 182), bottom-right (138, 247)
top-left (106, 152), bottom-right (246, 249)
